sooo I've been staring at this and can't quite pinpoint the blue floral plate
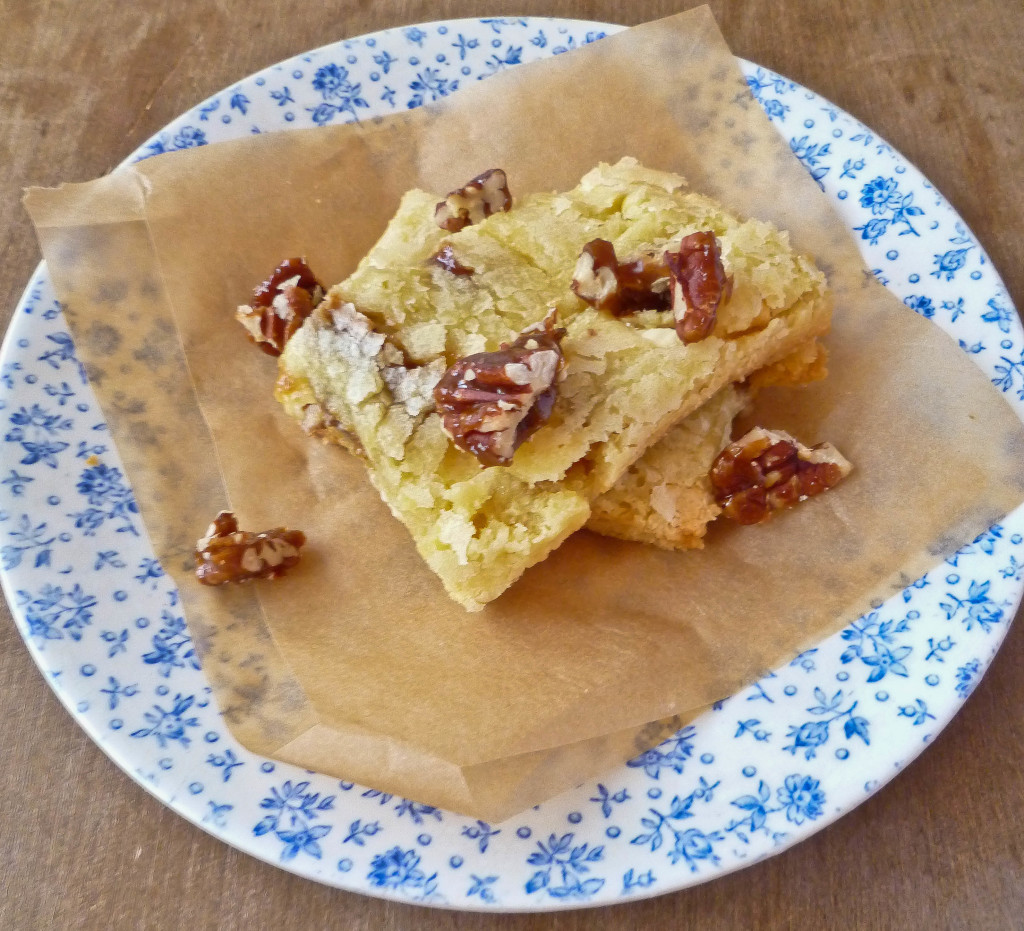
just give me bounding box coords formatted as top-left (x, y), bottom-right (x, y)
top-left (3, 17), bottom-right (1022, 912)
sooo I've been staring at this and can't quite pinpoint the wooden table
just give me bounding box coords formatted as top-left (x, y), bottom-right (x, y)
top-left (2, 1), bottom-right (1023, 927)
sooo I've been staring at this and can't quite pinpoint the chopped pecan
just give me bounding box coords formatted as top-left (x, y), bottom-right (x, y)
top-left (710, 427), bottom-right (851, 525)
top-left (617, 254), bottom-right (674, 307)
top-left (666, 231), bottom-right (731, 343)
top-left (569, 236), bottom-right (671, 315)
top-left (430, 243), bottom-right (475, 276)
top-left (433, 311), bottom-right (566, 467)
top-left (194, 510), bottom-right (306, 585)
top-left (571, 239), bottom-right (672, 316)
top-left (236, 257), bottom-right (325, 356)
top-left (434, 169), bottom-right (512, 233)
top-left (570, 239), bottom-right (620, 309)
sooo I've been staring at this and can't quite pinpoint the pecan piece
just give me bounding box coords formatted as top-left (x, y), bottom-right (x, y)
top-left (710, 427), bottom-right (851, 525)
top-left (571, 239), bottom-right (680, 317)
top-left (570, 239), bottom-right (621, 309)
top-left (434, 169), bottom-right (512, 233)
top-left (430, 243), bottom-right (475, 276)
top-left (666, 231), bottom-right (732, 343)
top-left (194, 510), bottom-right (306, 585)
top-left (236, 257), bottom-right (325, 357)
top-left (433, 311), bottom-right (566, 466)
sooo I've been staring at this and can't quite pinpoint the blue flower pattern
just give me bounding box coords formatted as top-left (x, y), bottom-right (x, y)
top-left (940, 579), bottom-right (1006, 633)
top-left (142, 126), bottom-right (207, 158)
top-left (407, 68), bottom-right (459, 108)
top-left (207, 748), bottom-right (243, 782)
top-left (631, 776), bottom-right (723, 870)
top-left (840, 610), bottom-right (917, 681)
top-left (2, 514), bottom-right (55, 569)
top-left (254, 780), bottom-right (335, 861)
top-left (141, 609), bottom-right (199, 677)
top-left (100, 675), bottom-right (138, 709)
top-left (782, 689), bottom-right (869, 760)
top-left (69, 463), bottom-right (138, 536)
top-left (461, 820), bottom-right (500, 852)
top-left (590, 783), bottom-right (630, 817)
top-left (367, 846), bottom-right (439, 901)
top-left (3, 19), bottom-right (1022, 909)
top-left (526, 833), bottom-right (605, 898)
top-left (466, 873), bottom-right (498, 903)
top-left (854, 176), bottom-right (923, 243)
top-left (790, 136), bottom-right (831, 188)
top-left (17, 582), bottom-right (97, 645)
top-left (343, 818), bottom-right (382, 846)
top-left (897, 698), bottom-right (935, 726)
top-left (954, 659), bottom-right (982, 699)
top-left (746, 67), bottom-right (796, 121)
top-left (6, 403), bottom-right (71, 468)
top-left (307, 63), bottom-right (369, 125)
top-left (726, 773), bottom-right (824, 846)
top-left (130, 693), bottom-right (200, 748)
top-left (626, 726), bottom-right (694, 778)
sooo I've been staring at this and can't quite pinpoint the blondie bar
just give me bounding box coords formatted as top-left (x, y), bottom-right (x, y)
top-left (276, 159), bottom-right (831, 609)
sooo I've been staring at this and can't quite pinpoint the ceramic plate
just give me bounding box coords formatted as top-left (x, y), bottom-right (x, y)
top-left (3, 17), bottom-right (1022, 912)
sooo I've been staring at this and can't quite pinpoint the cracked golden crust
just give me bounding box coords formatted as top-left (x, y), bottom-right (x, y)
top-left (277, 158), bottom-right (832, 609)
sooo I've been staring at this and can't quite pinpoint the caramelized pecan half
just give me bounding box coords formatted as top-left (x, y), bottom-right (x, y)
top-left (194, 511), bottom-right (306, 585)
top-left (433, 311), bottom-right (566, 467)
top-left (710, 427), bottom-right (851, 525)
top-left (236, 257), bottom-right (325, 356)
top-left (666, 231), bottom-right (731, 344)
top-left (434, 169), bottom-right (512, 233)
top-left (571, 239), bottom-right (673, 316)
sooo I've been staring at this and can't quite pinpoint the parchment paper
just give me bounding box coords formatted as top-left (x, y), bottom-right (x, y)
top-left (24, 7), bottom-right (1024, 821)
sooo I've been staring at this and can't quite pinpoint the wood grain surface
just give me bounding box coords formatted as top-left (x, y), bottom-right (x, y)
top-left (2, 1), bottom-right (1023, 928)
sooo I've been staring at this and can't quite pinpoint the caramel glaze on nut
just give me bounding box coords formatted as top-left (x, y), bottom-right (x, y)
top-left (194, 510), bottom-right (306, 585)
top-left (236, 257), bottom-right (325, 357)
top-left (433, 312), bottom-right (566, 467)
top-left (571, 231), bottom-right (731, 343)
top-left (570, 239), bottom-right (672, 316)
top-left (666, 231), bottom-right (732, 344)
top-left (710, 428), bottom-right (851, 525)
top-left (434, 168), bottom-right (512, 233)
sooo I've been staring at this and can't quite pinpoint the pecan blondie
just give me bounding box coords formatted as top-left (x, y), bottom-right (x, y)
top-left (587, 384), bottom-right (749, 549)
top-left (276, 159), bottom-right (831, 609)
